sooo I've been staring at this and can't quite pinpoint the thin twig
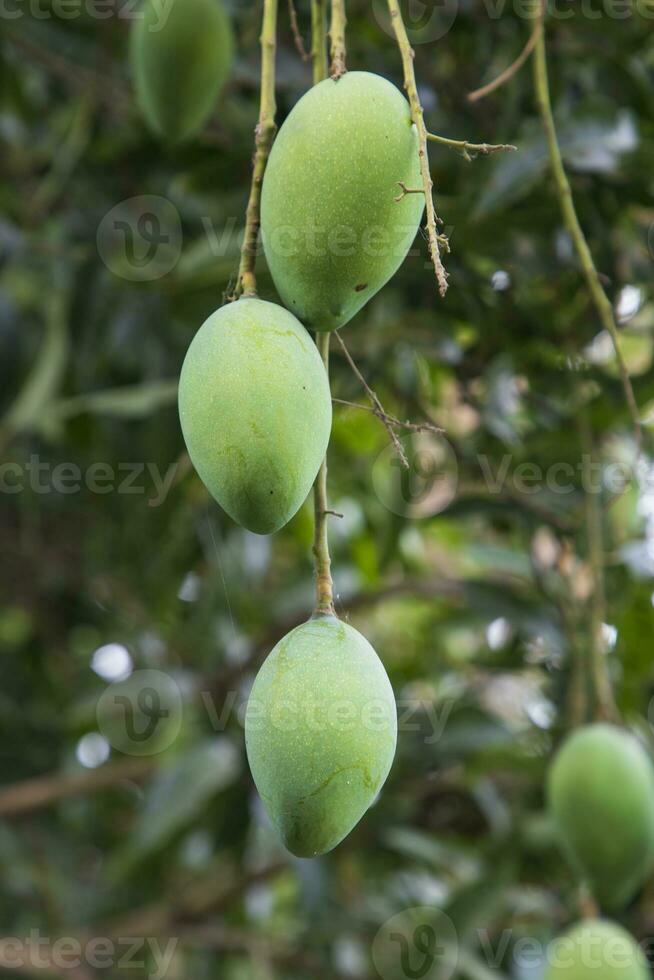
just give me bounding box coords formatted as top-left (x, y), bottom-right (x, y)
top-left (334, 334), bottom-right (443, 468)
top-left (0, 758), bottom-right (155, 817)
top-left (427, 132), bottom-right (517, 161)
top-left (386, 0), bottom-right (449, 297)
top-left (533, 26), bottom-right (641, 450)
top-left (468, 3), bottom-right (545, 103)
top-left (233, 0), bottom-right (279, 299)
top-left (287, 0), bottom-right (310, 60)
top-left (329, 0), bottom-right (347, 78)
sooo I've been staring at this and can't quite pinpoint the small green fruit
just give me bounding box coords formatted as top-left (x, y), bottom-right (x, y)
top-left (548, 723), bottom-right (654, 909)
top-left (544, 920), bottom-right (648, 980)
top-left (245, 616), bottom-right (397, 857)
top-left (178, 298), bottom-right (332, 535)
top-left (261, 71), bottom-right (425, 332)
top-left (130, 0), bottom-right (233, 143)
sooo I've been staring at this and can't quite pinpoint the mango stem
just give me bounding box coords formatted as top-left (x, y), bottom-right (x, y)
top-left (233, 0), bottom-right (278, 300)
top-left (313, 331), bottom-right (336, 618)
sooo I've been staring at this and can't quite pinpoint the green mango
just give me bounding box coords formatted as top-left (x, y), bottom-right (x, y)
top-left (130, 0), bottom-right (233, 143)
top-left (548, 723), bottom-right (654, 909)
top-left (545, 920), bottom-right (649, 980)
top-left (178, 298), bottom-right (332, 535)
top-left (245, 615), bottom-right (397, 857)
top-left (260, 71), bottom-right (425, 332)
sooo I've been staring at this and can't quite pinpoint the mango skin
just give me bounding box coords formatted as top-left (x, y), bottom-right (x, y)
top-left (548, 723), bottom-right (654, 910)
top-left (545, 920), bottom-right (649, 980)
top-left (130, 0), bottom-right (233, 143)
top-left (245, 616), bottom-right (397, 857)
top-left (260, 71), bottom-right (425, 332)
top-left (178, 298), bottom-right (332, 535)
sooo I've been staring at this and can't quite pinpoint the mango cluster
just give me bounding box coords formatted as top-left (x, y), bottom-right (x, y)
top-left (544, 723), bottom-right (654, 979)
top-left (174, 68), bottom-right (426, 855)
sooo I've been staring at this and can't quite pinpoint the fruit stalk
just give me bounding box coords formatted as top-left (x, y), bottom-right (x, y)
top-left (329, 0), bottom-right (347, 79)
top-left (311, 0), bottom-right (328, 84)
top-left (235, 0), bottom-right (278, 299)
top-left (386, 0), bottom-right (449, 297)
top-left (579, 410), bottom-right (619, 723)
top-left (310, 0), bottom-right (335, 617)
top-left (312, 332), bottom-right (335, 617)
top-left (532, 26), bottom-right (641, 449)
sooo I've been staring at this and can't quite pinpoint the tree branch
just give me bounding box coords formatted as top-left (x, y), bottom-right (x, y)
top-left (386, 0), bottom-right (448, 296)
top-left (287, 0), bottom-right (310, 60)
top-left (233, 0), bottom-right (279, 299)
top-left (532, 26), bottom-right (641, 450)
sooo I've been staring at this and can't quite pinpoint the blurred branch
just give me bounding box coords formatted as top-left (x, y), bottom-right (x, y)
top-left (329, 0), bottom-right (347, 78)
top-left (579, 410), bottom-right (619, 723)
top-left (1, 287), bottom-right (69, 451)
top-left (533, 25), bottom-right (641, 451)
top-left (233, 0), bottom-right (279, 299)
top-left (287, 0), bottom-right (310, 59)
top-left (468, 3), bottom-right (544, 103)
top-left (0, 758), bottom-right (155, 818)
top-left (386, 0), bottom-right (449, 296)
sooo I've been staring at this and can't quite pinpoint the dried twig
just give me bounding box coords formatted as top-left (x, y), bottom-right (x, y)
top-left (386, 0), bottom-right (449, 296)
top-left (533, 25), bottom-right (641, 450)
top-left (427, 132), bottom-right (517, 161)
top-left (334, 334), bottom-right (443, 469)
top-left (287, 0), bottom-right (310, 60)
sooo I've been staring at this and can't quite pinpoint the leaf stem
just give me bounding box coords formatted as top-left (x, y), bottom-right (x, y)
top-left (233, 0), bottom-right (278, 299)
top-left (329, 0), bottom-right (347, 78)
top-left (386, 0), bottom-right (448, 297)
top-left (532, 26), bottom-right (641, 449)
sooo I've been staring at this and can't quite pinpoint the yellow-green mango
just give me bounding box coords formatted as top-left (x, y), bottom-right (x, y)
top-left (130, 0), bottom-right (233, 143)
top-left (245, 616), bottom-right (397, 857)
top-left (545, 920), bottom-right (649, 980)
top-left (548, 723), bottom-right (654, 909)
top-left (260, 71), bottom-right (425, 332)
top-left (178, 298), bottom-right (331, 535)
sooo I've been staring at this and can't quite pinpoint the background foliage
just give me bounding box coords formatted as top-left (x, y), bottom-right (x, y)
top-left (2, 1), bottom-right (654, 977)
